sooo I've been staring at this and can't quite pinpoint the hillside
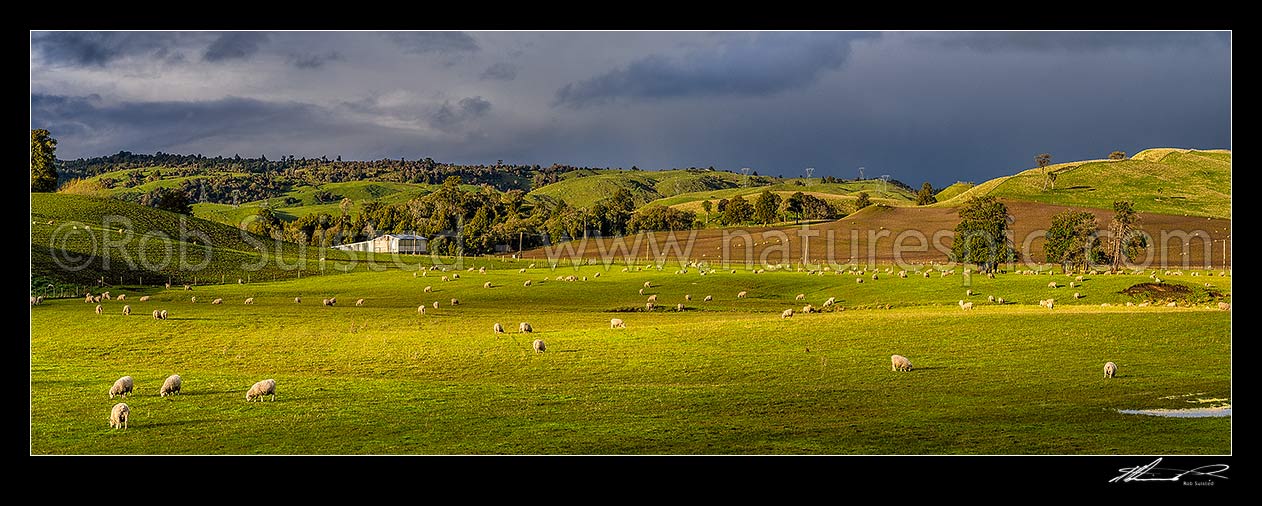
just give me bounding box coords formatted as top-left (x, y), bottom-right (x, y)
top-left (193, 181), bottom-right (443, 227)
top-left (29, 193), bottom-right (365, 288)
top-left (527, 169), bottom-right (759, 208)
top-left (934, 182), bottom-right (974, 202)
top-left (934, 149), bottom-right (1231, 219)
top-left (650, 179), bottom-right (916, 214)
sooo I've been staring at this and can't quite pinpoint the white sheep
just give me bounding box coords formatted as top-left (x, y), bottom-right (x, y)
top-left (644, 281), bottom-right (652, 288)
top-left (594, 272), bottom-right (601, 278)
top-left (1073, 292), bottom-right (1082, 299)
top-left (323, 298), bottom-right (335, 306)
top-left (519, 322), bottom-right (533, 333)
top-left (638, 288), bottom-right (645, 296)
top-left (519, 268), bottom-right (527, 273)
top-left (1075, 275), bottom-right (1084, 282)
top-left (987, 295), bottom-right (995, 303)
top-left (1218, 302), bottom-right (1231, 311)
top-left (704, 295), bottom-right (713, 302)
top-left (139, 296), bottom-right (150, 302)
top-left (737, 291), bottom-right (748, 298)
top-left (647, 294), bottom-right (658, 303)
top-left (610, 318), bottom-right (626, 329)
top-left (417, 305), bottom-right (426, 314)
top-left (160, 374), bottom-right (182, 397)
top-left (958, 300), bottom-right (973, 311)
top-left (1069, 281), bottom-right (1077, 288)
top-left (122, 305), bottom-right (131, 316)
top-left (243, 297), bottom-right (255, 305)
top-left (997, 297), bottom-right (1005, 305)
top-left (856, 278), bottom-right (863, 284)
top-left (152, 310), bottom-right (161, 320)
top-left (109, 403), bottom-right (129, 430)
top-left (685, 294), bottom-right (692, 301)
top-left (190, 296), bottom-right (197, 303)
top-left (355, 298), bottom-right (365, 306)
top-left (1104, 362), bottom-right (1117, 378)
top-left (898, 270), bottom-right (907, 278)
top-left (116, 294), bottom-right (126, 301)
top-left (676, 303), bottom-right (684, 311)
top-left (1047, 282), bottom-right (1057, 288)
top-left (966, 289), bottom-right (973, 296)
top-left (450, 298), bottom-right (459, 306)
top-left (212, 298), bottom-right (223, 305)
top-left (523, 280), bottom-right (532, 287)
top-left (424, 286), bottom-right (433, 293)
top-left (109, 376), bottom-right (134, 399)
top-left (442, 276), bottom-right (449, 282)
top-left (433, 301), bottom-right (440, 309)
top-left (1166, 301), bottom-right (1177, 307)
top-left (802, 304), bottom-right (814, 314)
top-left (95, 304), bottom-right (103, 314)
top-left (494, 322), bottom-right (505, 334)
top-left (781, 308), bottom-right (794, 319)
top-left (246, 379), bottom-right (276, 402)
top-left (795, 293), bottom-right (805, 301)
top-left (295, 297), bottom-right (301, 304)
top-left (645, 302), bottom-right (655, 311)
top-left (160, 309), bottom-right (168, 320)
top-left (532, 339), bottom-right (546, 353)
top-left (822, 297), bottom-right (836, 307)
top-left (453, 273), bottom-right (460, 279)
top-left (871, 273), bottom-right (879, 280)
top-left (891, 355), bottom-right (913, 372)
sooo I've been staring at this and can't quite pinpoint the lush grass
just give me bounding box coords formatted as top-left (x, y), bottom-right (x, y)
top-left (934, 182), bottom-right (975, 202)
top-left (935, 149), bottom-right (1230, 219)
top-left (648, 180), bottom-right (916, 213)
top-left (31, 263), bottom-right (1231, 454)
top-left (528, 169), bottom-right (753, 208)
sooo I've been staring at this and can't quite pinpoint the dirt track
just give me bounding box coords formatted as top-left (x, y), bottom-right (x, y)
top-left (520, 199), bottom-right (1231, 269)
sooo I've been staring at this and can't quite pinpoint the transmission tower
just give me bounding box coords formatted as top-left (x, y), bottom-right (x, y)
top-left (805, 167), bottom-right (814, 179)
top-left (858, 167), bottom-right (865, 180)
top-left (741, 167), bottom-right (751, 187)
top-left (880, 175), bottom-right (890, 193)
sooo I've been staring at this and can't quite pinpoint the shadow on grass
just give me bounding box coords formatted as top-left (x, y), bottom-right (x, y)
top-left (140, 418), bottom-right (215, 429)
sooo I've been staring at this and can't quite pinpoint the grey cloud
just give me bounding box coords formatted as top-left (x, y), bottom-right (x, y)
top-left (430, 96), bottom-right (492, 130)
top-left (31, 31), bottom-right (188, 66)
top-left (203, 32), bottom-right (270, 62)
top-left (386, 31), bottom-right (479, 54)
top-left (289, 51), bottom-right (343, 69)
top-left (919, 31), bottom-right (1230, 52)
top-left (553, 32), bottom-right (878, 108)
top-left (480, 62), bottom-right (518, 81)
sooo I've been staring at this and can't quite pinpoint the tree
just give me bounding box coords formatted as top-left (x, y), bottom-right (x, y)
top-left (1043, 210), bottom-right (1104, 273)
top-left (722, 194), bottom-right (753, 225)
top-left (754, 190), bottom-right (782, 224)
top-left (627, 205), bottom-right (696, 232)
top-left (1108, 151), bottom-right (1127, 160)
top-left (915, 182), bottom-right (937, 205)
top-left (784, 192), bottom-right (805, 223)
top-left (949, 195), bottom-right (1015, 273)
top-left (31, 129), bottom-right (58, 192)
top-left (854, 192), bottom-right (871, 211)
top-left (140, 187), bottom-right (193, 215)
top-left (1107, 201), bottom-right (1147, 273)
top-left (701, 200), bottom-right (712, 223)
top-left (1035, 153), bottom-right (1054, 191)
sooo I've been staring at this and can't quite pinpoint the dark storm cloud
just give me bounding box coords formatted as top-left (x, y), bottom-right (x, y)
top-left (288, 51), bottom-right (343, 69)
top-left (553, 32), bottom-right (878, 108)
top-left (31, 31), bottom-right (187, 66)
top-left (386, 31), bottom-right (479, 54)
top-left (202, 32), bottom-right (270, 62)
top-left (480, 62), bottom-right (518, 81)
top-left (920, 31), bottom-right (1230, 52)
top-left (429, 97), bottom-right (492, 130)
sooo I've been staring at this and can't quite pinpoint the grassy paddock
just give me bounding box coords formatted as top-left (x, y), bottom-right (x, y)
top-left (30, 263), bottom-right (1231, 454)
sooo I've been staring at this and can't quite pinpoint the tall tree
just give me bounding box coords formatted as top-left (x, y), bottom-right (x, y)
top-left (915, 182), bottom-right (937, 205)
top-left (754, 190), bottom-right (782, 224)
top-left (723, 194), bottom-right (753, 225)
top-left (1035, 153), bottom-right (1054, 191)
top-left (1043, 210), bottom-right (1104, 273)
top-left (701, 200), bottom-right (712, 224)
top-left (784, 192), bottom-right (805, 223)
top-left (1108, 151), bottom-right (1127, 160)
top-left (854, 192), bottom-right (871, 211)
top-left (949, 195), bottom-right (1015, 273)
top-left (1107, 201), bottom-right (1147, 273)
top-left (31, 129), bottom-right (58, 192)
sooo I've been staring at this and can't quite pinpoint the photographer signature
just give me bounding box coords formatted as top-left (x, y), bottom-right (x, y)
top-left (1110, 458), bottom-right (1229, 483)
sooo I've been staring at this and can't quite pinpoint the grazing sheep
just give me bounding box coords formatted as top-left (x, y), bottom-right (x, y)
top-left (781, 308), bottom-right (794, 319)
top-left (355, 298), bottom-right (365, 306)
top-left (685, 294), bottom-right (692, 301)
top-left (795, 293), bottom-right (806, 301)
top-left (1138, 302), bottom-right (1150, 307)
top-left (95, 304), bottom-right (103, 314)
top-left (1218, 302), bottom-right (1231, 311)
top-left (856, 278), bottom-right (864, 284)
top-left (93, 296), bottom-right (101, 303)
top-left (519, 268), bottom-right (527, 273)
top-left (1166, 301), bottom-right (1177, 307)
top-left (160, 374), bottom-right (182, 397)
top-left (246, 379), bottom-right (276, 402)
top-left (109, 376), bottom-right (134, 399)
top-left (594, 272), bottom-right (601, 278)
top-left (523, 280), bottom-right (532, 287)
top-left (533, 339), bottom-right (546, 353)
top-left (1047, 282), bottom-right (1058, 288)
top-left (122, 305), bottom-right (131, 316)
top-left (891, 355), bottom-right (913, 372)
top-left (871, 273), bottom-right (879, 280)
top-left (644, 281), bottom-right (652, 288)
top-left (453, 273), bottom-right (460, 279)
top-left (610, 318), bottom-right (626, 329)
top-left (958, 300), bottom-right (973, 311)
top-left (244, 298), bottom-right (255, 305)
top-left (451, 298), bottom-right (459, 306)
top-left (737, 291), bottom-right (748, 298)
top-left (1075, 275), bottom-right (1084, 282)
top-left (997, 298), bottom-right (1005, 305)
top-left (704, 295), bottom-right (713, 302)
top-left (647, 294), bottom-right (658, 303)
top-left (645, 302), bottom-right (655, 311)
top-left (1073, 292), bottom-right (1082, 299)
top-left (638, 288), bottom-right (645, 296)
top-left (160, 309), bottom-right (168, 319)
top-left (802, 304), bottom-right (814, 314)
top-left (1069, 281), bottom-right (1077, 288)
top-left (520, 322), bottom-right (533, 333)
top-left (295, 297), bottom-right (301, 304)
top-left (1125, 302), bottom-right (1134, 307)
top-left (109, 403), bottom-right (129, 430)
top-left (102, 291), bottom-right (111, 300)
top-left (442, 276), bottom-right (449, 282)
top-left (822, 297), bottom-right (836, 307)
top-left (898, 270), bottom-right (907, 278)
top-left (986, 272), bottom-right (995, 279)
top-left (1101, 303), bottom-right (1111, 307)
top-left (212, 298), bottom-right (223, 305)
top-left (190, 296), bottom-right (197, 303)
top-left (139, 296), bottom-right (150, 302)
top-left (1104, 362), bottom-right (1117, 378)
top-left (966, 289), bottom-right (973, 296)
top-left (987, 295), bottom-right (995, 303)
top-left (1046, 300), bottom-right (1054, 310)
top-left (184, 285), bottom-right (191, 291)
top-left (484, 282), bottom-right (493, 289)
top-left (417, 306), bottom-right (426, 314)
top-left (676, 303), bottom-right (684, 312)
top-left (116, 294), bottom-right (126, 300)
top-left (923, 272), bottom-right (931, 278)
top-left (425, 286), bottom-right (433, 293)
top-left (433, 301), bottom-right (440, 309)
top-left (323, 298), bottom-right (335, 306)
top-left (152, 310), bottom-right (161, 320)
top-left (494, 322), bottom-right (505, 334)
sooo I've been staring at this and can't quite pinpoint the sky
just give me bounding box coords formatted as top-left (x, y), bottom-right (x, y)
top-left (29, 31), bottom-right (1231, 188)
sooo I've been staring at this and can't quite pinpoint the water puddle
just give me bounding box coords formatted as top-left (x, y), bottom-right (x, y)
top-left (1118, 405), bottom-right (1231, 418)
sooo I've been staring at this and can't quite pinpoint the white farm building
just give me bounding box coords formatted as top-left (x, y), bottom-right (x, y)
top-left (332, 233), bottom-right (428, 254)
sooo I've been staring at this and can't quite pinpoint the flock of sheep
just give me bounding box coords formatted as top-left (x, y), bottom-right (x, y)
top-left (106, 373), bottom-right (275, 430)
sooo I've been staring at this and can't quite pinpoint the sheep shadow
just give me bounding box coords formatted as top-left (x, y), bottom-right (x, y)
top-left (139, 418), bottom-right (215, 429)
top-left (553, 349), bottom-right (581, 353)
top-left (909, 366), bottom-right (947, 371)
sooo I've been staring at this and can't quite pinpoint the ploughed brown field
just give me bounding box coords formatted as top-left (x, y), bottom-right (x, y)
top-left (521, 199), bottom-right (1231, 268)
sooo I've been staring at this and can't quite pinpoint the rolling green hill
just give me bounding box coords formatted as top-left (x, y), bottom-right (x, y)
top-left (934, 182), bottom-right (974, 202)
top-left (527, 169), bottom-right (754, 208)
top-left (933, 149), bottom-right (1231, 219)
top-left (649, 179), bottom-right (916, 214)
